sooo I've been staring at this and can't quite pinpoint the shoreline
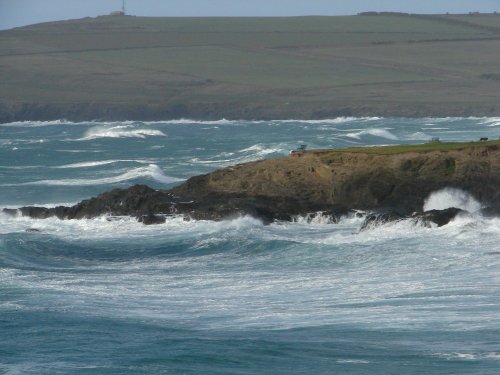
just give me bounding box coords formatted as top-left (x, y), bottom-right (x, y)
top-left (6, 141), bottom-right (500, 224)
top-left (1, 103), bottom-right (500, 124)
top-left (2, 15), bottom-right (500, 123)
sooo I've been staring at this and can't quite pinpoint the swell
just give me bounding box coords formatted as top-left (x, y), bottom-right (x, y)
top-left (0, 164), bottom-right (184, 187)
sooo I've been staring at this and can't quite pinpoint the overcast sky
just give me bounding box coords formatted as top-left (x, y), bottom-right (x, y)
top-left (1, 0), bottom-right (499, 30)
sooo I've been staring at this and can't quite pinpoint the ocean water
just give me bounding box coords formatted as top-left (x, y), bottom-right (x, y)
top-left (1, 117), bottom-right (500, 374)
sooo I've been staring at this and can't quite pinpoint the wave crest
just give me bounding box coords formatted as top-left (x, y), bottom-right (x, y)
top-left (80, 125), bottom-right (166, 140)
top-left (5, 164), bottom-right (183, 187)
top-left (346, 128), bottom-right (398, 140)
top-left (423, 188), bottom-right (482, 212)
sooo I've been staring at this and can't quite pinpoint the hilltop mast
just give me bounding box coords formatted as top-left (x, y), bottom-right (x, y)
top-left (122, 0), bottom-right (126, 15)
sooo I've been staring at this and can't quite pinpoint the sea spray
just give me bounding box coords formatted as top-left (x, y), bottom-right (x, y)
top-left (423, 187), bottom-right (482, 212)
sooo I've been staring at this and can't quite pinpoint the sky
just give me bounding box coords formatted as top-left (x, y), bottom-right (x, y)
top-left (1, 0), bottom-right (499, 30)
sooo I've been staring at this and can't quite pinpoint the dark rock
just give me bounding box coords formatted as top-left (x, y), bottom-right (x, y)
top-left (480, 205), bottom-right (500, 217)
top-left (138, 214), bottom-right (166, 225)
top-left (6, 143), bottom-right (500, 225)
top-left (412, 207), bottom-right (464, 227)
top-left (2, 208), bottom-right (19, 217)
top-left (292, 211), bottom-right (339, 224)
top-left (360, 207), bottom-right (464, 231)
top-left (360, 211), bottom-right (405, 231)
top-left (18, 206), bottom-right (53, 219)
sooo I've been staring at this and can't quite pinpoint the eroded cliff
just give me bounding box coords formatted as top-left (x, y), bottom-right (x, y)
top-left (4, 142), bottom-right (500, 224)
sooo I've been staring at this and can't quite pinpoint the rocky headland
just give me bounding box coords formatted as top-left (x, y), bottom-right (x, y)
top-left (4, 142), bottom-right (500, 228)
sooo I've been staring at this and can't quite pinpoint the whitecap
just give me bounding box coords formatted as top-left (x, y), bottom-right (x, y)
top-left (336, 359), bottom-right (370, 364)
top-left (423, 188), bottom-right (482, 212)
top-left (273, 117), bottom-right (381, 125)
top-left (292, 212), bottom-right (338, 225)
top-left (0, 119), bottom-right (71, 127)
top-left (79, 125), bottom-right (166, 140)
top-left (346, 128), bottom-right (398, 140)
top-left (3, 164), bottom-right (184, 187)
top-left (146, 118), bottom-right (236, 125)
top-left (240, 143), bottom-right (286, 155)
top-left (435, 352), bottom-right (500, 361)
top-left (53, 159), bottom-right (154, 169)
top-left (0, 211), bottom-right (263, 239)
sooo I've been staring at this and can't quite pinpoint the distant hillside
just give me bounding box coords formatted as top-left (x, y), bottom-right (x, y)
top-left (1, 13), bottom-right (500, 121)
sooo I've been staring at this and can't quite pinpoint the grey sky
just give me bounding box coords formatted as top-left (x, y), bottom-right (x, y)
top-left (1, 0), bottom-right (499, 30)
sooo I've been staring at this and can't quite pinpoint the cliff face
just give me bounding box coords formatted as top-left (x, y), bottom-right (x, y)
top-left (5, 143), bottom-right (500, 224)
top-left (171, 143), bottom-right (500, 215)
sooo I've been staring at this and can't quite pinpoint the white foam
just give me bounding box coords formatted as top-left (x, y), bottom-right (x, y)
top-left (240, 143), bottom-right (285, 155)
top-left (273, 117), bottom-right (382, 124)
top-left (436, 352), bottom-right (500, 361)
top-left (423, 188), bottom-right (482, 212)
top-left (189, 158), bottom-right (233, 165)
top-left (3, 164), bottom-right (184, 187)
top-left (336, 359), bottom-right (370, 364)
top-left (346, 128), bottom-right (398, 140)
top-left (189, 143), bottom-right (288, 167)
top-left (3, 206), bottom-right (500, 333)
top-left (0, 119), bottom-right (71, 127)
top-left (5, 116), bottom-right (500, 128)
top-left (292, 212), bottom-right (338, 225)
top-left (407, 132), bottom-right (430, 140)
top-left (146, 118), bottom-right (235, 125)
top-left (0, 211), bottom-right (263, 238)
top-left (479, 117), bottom-right (500, 125)
top-left (79, 125), bottom-right (166, 140)
top-left (53, 159), bottom-right (153, 169)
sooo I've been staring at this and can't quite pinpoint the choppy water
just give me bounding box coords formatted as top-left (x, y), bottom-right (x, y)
top-left (1, 117), bottom-right (500, 374)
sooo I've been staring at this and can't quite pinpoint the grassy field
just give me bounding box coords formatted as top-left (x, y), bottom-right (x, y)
top-left (313, 139), bottom-right (500, 156)
top-left (1, 13), bottom-right (500, 121)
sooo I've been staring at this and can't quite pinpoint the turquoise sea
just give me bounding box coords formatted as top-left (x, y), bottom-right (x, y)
top-left (1, 117), bottom-right (500, 374)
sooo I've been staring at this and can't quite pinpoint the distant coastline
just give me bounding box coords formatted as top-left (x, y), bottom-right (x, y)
top-left (1, 102), bottom-right (500, 124)
top-left (1, 14), bottom-right (500, 123)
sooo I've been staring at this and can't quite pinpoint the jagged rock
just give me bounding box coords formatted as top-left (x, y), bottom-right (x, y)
top-left (412, 207), bottom-right (464, 227)
top-left (360, 211), bottom-right (405, 231)
top-left (2, 208), bottom-right (18, 217)
top-left (360, 207), bottom-right (464, 231)
top-left (138, 214), bottom-right (166, 225)
top-left (292, 211), bottom-right (339, 224)
top-left (4, 143), bottom-right (500, 225)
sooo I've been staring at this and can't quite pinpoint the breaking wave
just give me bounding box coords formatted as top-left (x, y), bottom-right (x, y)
top-left (53, 159), bottom-right (153, 169)
top-left (3, 164), bottom-right (184, 187)
top-left (346, 128), bottom-right (398, 140)
top-left (423, 188), bottom-right (482, 212)
top-left (190, 143), bottom-right (288, 167)
top-left (79, 125), bottom-right (166, 140)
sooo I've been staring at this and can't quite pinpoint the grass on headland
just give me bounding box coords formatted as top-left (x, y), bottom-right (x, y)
top-left (313, 139), bottom-right (500, 156)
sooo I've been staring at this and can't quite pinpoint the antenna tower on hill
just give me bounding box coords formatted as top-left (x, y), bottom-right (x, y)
top-left (122, 0), bottom-right (126, 14)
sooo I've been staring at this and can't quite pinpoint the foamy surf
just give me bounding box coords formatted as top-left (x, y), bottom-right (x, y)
top-left (53, 159), bottom-right (155, 169)
top-left (79, 125), bottom-right (166, 140)
top-left (423, 188), bottom-right (482, 212)
top-left (190, 143), bottom-right (289, 166)
top-left (3, 117), bottom-right (500, 374)
top-left (0, 211), bottom-right (263, 239)
top-left (2, 164), bottom-right (184, 186)
top-left (346, 128), bottom-right (399, 140)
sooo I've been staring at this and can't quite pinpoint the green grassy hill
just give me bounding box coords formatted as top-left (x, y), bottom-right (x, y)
top-left (1, 13), bottom-right (500, 121)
